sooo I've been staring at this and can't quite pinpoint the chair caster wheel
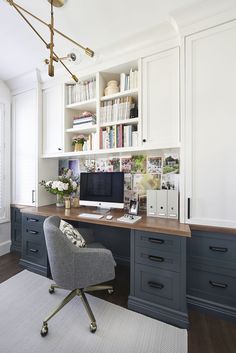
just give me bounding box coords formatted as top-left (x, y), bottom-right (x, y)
top-left (90, 323), bottom-right (97, 333)
top-left (108, 289), bottom-right (114, 294)
top-left (40, 323), bottom-right (48, 337)
top-left (49, 287), bottom-right (55, 294)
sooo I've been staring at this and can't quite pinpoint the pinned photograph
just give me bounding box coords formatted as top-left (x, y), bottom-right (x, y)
top-left (124, 173), bottom-right (132, 191)
top-left (107, 158), bottom-right (120, 172)
top-left (163, 153), bottom-right (179, 174)
top-left (147, 156), bottom-right (162, 174)
top-left (161, 173), bottom-right (179, 190)
top-left (131, 155), bottom-right (146, 174)
top-left (121, 157), bottom-right (132, 173)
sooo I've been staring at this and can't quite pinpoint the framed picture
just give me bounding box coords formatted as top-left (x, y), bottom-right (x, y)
top-left (129, 199), bottom-right (139, 215)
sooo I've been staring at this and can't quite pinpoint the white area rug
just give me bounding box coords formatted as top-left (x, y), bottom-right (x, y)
top-left (0, 270), bottom-right (187, 353)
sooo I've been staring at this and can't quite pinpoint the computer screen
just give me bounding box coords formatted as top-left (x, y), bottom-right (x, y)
top-left (80, 172), bottom-right (124, 209)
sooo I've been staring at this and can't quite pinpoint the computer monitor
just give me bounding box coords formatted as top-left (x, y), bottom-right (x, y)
top-left (80, 172), bottom-right (124, 210)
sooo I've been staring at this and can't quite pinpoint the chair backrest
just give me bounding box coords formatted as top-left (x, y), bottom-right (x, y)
top-left (43, 216), bottom-right (78, 290)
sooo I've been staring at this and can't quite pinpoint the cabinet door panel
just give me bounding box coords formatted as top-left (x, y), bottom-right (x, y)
top-left (185, 21), bottom-right (236, 227)
top-left (142, 47), bottom-right (179, 147)
top-left (42, 85), bottom-right (63, 155)
top-left (12, 90), bottom-right (36, 205)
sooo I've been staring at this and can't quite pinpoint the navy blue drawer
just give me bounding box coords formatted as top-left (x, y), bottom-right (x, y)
top-left (22, 236), bottom-right (47, 266)
top-left (134, 264), bottom-right (181, 310)
top-left (23, 214), bottom-right (45, 226)
top-left (135, 231), bottom-right (181, 254)
top-left (187, 262), bottom-right (236, 308)
top-left (135, 246), bottom-right (180, 272)
top-left (187, 231), bottom-right (236, 269)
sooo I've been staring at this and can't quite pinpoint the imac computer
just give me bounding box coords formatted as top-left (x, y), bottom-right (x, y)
top-left (80, 172), bottom-right (124, 210)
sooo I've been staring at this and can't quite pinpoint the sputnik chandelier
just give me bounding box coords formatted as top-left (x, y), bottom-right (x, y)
top-left (6, 0), bottom-right (95, 82)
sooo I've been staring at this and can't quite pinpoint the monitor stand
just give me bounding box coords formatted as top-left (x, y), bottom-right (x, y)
top-left (95, 207), bottom-right (110, 215)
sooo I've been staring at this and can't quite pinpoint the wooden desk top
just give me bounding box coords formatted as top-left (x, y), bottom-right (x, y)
top-left (21, 204), bottom-right (191, 238)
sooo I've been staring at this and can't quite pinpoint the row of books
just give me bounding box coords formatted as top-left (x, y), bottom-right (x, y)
top-left (73, 112), bottom-right (96, 129)
top-left (67, 78), bottom-right (96, 104)
top-left (100, 125), bottom-right (138, 149)
top-left (100, 97), bottom-right (136, 124)
top-left (120, 69), bottom-right (138, 92)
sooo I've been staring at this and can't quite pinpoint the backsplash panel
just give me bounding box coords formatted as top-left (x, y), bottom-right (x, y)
top-left (59, 153), bottom-right (179, 210)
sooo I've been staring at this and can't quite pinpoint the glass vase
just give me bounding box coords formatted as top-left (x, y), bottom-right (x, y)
top-left (56, 194), bottom-right (64, 207)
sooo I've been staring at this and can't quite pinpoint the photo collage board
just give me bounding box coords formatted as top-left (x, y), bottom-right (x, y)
top-left (59, 153), bottom-right (179, 210)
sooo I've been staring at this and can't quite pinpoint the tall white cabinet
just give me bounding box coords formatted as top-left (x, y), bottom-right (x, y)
top-left (11, 81), bottom-right (58, 207)
top-left (12, 90), bottom-right (37, 205)
top-left (142, 47), bottom-right (180, 148)
top-left (184, 20), bottom-right (236, 228)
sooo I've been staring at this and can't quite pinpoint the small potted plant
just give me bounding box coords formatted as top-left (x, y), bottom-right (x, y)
top-left (72, 134), bottom-right (87, 152)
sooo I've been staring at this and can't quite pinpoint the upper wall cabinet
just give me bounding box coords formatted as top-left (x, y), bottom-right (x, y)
top-left (42, 84), bottom-right (64, 155)
top-left (185, 20), bottom-right (236, 228)
top-left (142, 47), bottom-right (180, 148)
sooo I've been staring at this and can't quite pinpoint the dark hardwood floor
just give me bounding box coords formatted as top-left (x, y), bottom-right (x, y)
top-left (1, 252), bottom-right (236, 353)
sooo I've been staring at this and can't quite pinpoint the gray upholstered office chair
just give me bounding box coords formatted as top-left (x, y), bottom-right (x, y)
top-left (41, 216), bottom-right (116, 336)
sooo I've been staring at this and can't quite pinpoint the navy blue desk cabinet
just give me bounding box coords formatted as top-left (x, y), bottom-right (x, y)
top-left (128, 230), bottom-right (188, 328)
top-left (187, 229), bottom-right (236, 322)
top-left (19, 205), bottom-right (191, 328)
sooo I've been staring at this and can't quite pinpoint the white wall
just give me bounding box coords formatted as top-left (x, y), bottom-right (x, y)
top-left (0, 80), bottom-right (11, 256)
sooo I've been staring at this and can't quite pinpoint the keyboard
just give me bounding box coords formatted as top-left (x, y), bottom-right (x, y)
top-left (78, 213), bottom-right (104, 220)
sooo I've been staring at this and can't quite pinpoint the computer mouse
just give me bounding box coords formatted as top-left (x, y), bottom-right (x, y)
top-left (106, 215), bottom-right (113, 220)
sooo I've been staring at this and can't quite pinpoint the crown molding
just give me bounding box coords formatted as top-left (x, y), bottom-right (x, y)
top-left (6, 69), bottom-right (41, 95)
top-left (170, 0), bottom-right (236, 36)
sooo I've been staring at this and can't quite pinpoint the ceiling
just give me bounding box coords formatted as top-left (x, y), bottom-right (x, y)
top-left (0, 0), bottom-right (200, 81)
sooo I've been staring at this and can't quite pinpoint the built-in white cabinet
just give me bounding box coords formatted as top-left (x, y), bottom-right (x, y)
top-left (11, 83), bottom-right (58, 207)
top-left (42, 84), bottom-right (63, 155)
top-left (185, 20), bottom-right (236, 228)
top-left (12, 89), bottom-right (37, 206)
top-left (142, 47), bottom-right (180, 148)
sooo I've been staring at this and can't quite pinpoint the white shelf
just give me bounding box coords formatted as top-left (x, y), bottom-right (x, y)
top-left (100, 118), bottom-right (139, 128)
top-left (42, 143), bottom-right (181, 159)
top-left (100, 89), bottom-right (138, 102)
top-left (66, 125), bottom-right (97, 134)
top-left (65, 99), bottom-right (97, 111)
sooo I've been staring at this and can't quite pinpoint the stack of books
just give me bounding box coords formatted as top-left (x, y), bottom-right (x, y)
top-left (73, 112), bottom-right (96, 129)
top-left (100, 97), bottom-right (136, 124)
top-left (100, 125), bottom-right (138, 149)
top-left (120, 69), bottom-right (138, 92)
top-left (67, 78), bottom-right (96, 104)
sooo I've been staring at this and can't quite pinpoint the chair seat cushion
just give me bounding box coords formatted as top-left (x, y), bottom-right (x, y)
top-left (60, 220), bottom-right (86, 248)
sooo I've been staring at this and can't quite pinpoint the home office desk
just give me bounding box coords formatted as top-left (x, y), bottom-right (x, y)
top-left (20, 205), bottom-right (191, 328)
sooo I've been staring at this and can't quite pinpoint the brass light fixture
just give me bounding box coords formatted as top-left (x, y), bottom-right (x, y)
top-left (6, 0), bottom-right (95, 82)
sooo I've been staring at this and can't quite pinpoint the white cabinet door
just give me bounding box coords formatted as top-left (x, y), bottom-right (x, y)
top-left (42, 84), bottom-right (63, 155)
top-left (142, 47), bottom-right (179, 148)
top-left (12, 90), bottom-right (37, 206)
top-left (185, 21), bottom-right (236, 228)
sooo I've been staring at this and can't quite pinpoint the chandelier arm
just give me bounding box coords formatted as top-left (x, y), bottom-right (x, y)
top-left (52, 52), bottom-right (78, 82)
top-left (48, 0), bottom-right (55, 77)
top-left (7, 0), bottom-right (94, 57)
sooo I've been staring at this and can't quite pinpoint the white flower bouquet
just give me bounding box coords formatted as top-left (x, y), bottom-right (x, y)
top-left (40, 168), bottom-right (79, 197)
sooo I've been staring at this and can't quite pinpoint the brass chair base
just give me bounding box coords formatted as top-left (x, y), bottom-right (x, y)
top-left (40, 283), bottom-right (114, 336)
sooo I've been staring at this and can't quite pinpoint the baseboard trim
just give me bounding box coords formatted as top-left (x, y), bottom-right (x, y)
top-left (187, 295), bottom-right (236, 322)
top-left (0, 240), bottom-right (11, 256)
top-left (128, 295), bottom-right (189, 329)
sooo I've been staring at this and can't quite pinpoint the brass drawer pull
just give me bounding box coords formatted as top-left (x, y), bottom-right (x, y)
top-left (29, 248), bottom-right (39, 253)
top-left (148, 255), bottom-right (164, 263)
top-left (209, 246), bottom-right (228, 253)
top-left (27, 230), bottom-right (39, 235)
top-left (209, 280), bottom-right (228, 289)
top-left (148, 238), bottom-right (164, 245)
top-left (148, 281), bottom-right (164, 290)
